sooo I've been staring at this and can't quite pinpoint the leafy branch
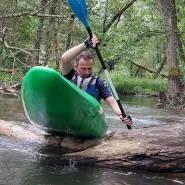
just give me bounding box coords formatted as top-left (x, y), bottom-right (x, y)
top-left (0, 0), bottom-right (67, 19)
top-left (103, 0), bottom-right (137, 33)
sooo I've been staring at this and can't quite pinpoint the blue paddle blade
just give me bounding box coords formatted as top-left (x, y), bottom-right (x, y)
top-left (68, 0), bottom-right (89, 28)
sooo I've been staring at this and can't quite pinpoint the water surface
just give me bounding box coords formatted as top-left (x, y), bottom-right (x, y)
top-left (1, 94), bottom-right (185, 185)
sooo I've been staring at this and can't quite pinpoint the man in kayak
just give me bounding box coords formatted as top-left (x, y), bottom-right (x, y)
top-left (60, 35), bottom-right (132, 127)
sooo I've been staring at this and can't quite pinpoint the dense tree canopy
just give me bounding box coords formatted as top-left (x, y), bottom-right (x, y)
top-left (0, 0), bottom-right (185, 105)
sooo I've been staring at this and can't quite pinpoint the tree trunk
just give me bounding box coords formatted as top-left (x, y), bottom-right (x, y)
top-left (54, 20), bottom-right (60, 69)
top-left (156, 0), bottom-right (182, 105)
top-left (44, 0), bottom-right (57, 66)
top-left (1, 119), bottom-right (185, 172)
top-left (32, 0), bottom-right (47, 66)
top-left (153, 42), bottom-right (166, 79)
top-left (65, 14), bottom-right (75, 50)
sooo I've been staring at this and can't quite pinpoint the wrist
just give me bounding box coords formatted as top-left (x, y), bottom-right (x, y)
top-left (84, 37), bottom-right (92, 49)
top-left (118, 112), bottom-right (122, 116)
top-left (83, 42), bottom-right (88, 49)
top-left (119, 114), bottom-right (123, 117)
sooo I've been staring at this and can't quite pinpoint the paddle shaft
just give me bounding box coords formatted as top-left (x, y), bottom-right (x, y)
top-left (66, 0), bottom-right (131, 129)
top-left (87, 27), bottom-right (132, 130)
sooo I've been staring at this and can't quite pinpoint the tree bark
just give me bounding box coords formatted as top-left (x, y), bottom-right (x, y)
top-left (44, 0), bottom-right (58, 66)
top-left (1, 119), bottom-right (185, 172)
top-left (32, 0), bottom-right (47, 66)
top-left (65, 14), bottom-right (75, 50)
top-left (54, 20), bottom-right (60, 69)
top-left (156, 0), bottom-right (183, 105)
top-left (153, 42), bottom-right (167, 79)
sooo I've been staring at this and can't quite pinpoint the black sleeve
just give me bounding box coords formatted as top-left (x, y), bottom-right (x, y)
top-left (63, 68), bottom-right (75, 80)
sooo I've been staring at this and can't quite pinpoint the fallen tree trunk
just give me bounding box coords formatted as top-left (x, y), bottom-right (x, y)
top-left (0, 119), bottom-right (185, 172)
top-left (0, 84), bottom-right (20, 97)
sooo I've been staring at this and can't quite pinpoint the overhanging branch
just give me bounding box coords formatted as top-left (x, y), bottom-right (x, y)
top-left (125, 57), bottom-right (168, 78)
top-left (103, 0), bottom-right (137, 33)
top-left (0, 0), bottom-right (67, 19)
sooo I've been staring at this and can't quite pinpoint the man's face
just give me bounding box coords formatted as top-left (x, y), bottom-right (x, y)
top-left (75, 58), bottom-right (94, 78)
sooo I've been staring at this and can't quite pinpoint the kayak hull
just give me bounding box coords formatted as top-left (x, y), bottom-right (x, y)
top-left (21, 67), bottom-right (108, 138)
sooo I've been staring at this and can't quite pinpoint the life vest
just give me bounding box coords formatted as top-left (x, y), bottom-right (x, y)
top-left (71, 74), bottom-right (100, 102)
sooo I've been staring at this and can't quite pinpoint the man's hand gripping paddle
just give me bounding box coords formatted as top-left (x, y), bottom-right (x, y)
top-left (67, 0), bottom-right (132, 129)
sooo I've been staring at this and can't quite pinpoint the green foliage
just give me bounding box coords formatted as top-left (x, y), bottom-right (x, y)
top-left (88, 0), bottom-right (168, 79)
top-left (180, 65), bottom-right (185, 85)
top-left (177, 0), bottom-right (185, 40)
top-left (0, 71), bottom-right (24, 85)
top-left (0, 0), bottom-right (184, 94)
top-left (112, 76), bottom-right (168, 95)
top-left (99, 65), bottom-right (168, 95)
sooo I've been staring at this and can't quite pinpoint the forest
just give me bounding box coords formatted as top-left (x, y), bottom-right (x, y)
top-left (0, 0), bottom-right (185, 107)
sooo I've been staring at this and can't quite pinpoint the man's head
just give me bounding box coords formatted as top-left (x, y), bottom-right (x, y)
top-left (74, 51), bottom-right (94, 78)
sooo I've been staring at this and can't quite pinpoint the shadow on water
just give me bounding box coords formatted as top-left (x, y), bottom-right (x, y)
top-left (1, 93), bottom-right (185, 185)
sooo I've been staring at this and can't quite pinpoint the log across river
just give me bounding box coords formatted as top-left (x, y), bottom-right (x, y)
top-left (0, 119), bottom-right (185, 172)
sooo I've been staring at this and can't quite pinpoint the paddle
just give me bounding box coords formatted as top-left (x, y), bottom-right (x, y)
top-left (68, 0), bottom-right (132, 130)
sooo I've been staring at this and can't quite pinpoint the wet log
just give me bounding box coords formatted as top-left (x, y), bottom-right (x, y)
top-left (0, 119), bottom-right (185, 172)
top-left (0, 84), bottom-right (20, 97)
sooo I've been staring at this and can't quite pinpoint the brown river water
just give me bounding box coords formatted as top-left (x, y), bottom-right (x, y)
top-left (0, 93), bottom-right (185, 185)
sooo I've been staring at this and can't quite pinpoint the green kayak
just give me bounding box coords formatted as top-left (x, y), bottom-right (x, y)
top-left (21, 66), bottom-right (108, 138)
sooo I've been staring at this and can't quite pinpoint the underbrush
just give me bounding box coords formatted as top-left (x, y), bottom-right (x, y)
top-left (105, 75), bottom-right (168, 95)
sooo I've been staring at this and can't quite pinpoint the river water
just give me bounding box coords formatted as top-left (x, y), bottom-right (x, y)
top-left (1, 93), bottom-right (185, 185)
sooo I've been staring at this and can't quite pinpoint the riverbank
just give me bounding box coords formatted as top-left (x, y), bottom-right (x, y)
top-left (0, 76), bottom-right (168, 97)
top-left (106, 75), bottom-right (168, 95)
top-left (1, 77), bottom-right (185, 112)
